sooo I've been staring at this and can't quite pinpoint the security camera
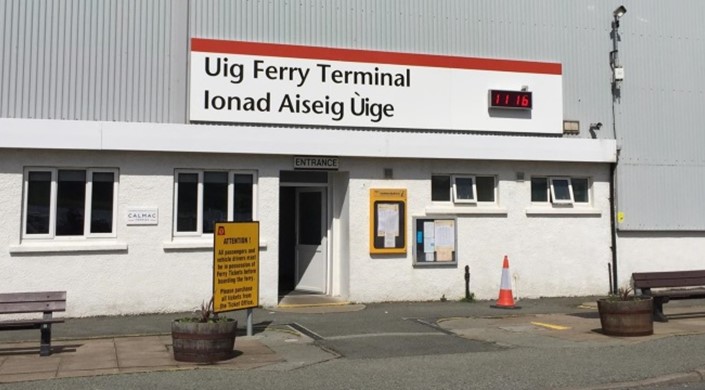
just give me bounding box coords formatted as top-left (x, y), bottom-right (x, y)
top-left (590, 122), bottom-right (603, 130)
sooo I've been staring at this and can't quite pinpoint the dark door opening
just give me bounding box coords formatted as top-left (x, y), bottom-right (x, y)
top-left (278, 187), bottom-right (296, 294)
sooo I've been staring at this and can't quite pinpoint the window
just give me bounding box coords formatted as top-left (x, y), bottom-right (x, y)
top-left (432, 174), bottom-right (496, 204)
top-left (174, 170), bottom-right (256, 236)
top-left (23, 168), bottom-right (118, 238)
top-left (531, 176), bottom-right (590, 205)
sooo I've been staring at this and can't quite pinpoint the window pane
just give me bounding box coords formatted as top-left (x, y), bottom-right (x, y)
top-left (203, 172), bottom-right (228, 233)
top-left (233, 174), bottom-right (253, 222)
top-left (572, 178), bottom-right (589, 203)
top-left (177, 173), bottom-right (198, 232)
top-left (56, 170), bottom-right (86, 236)
top-left (431, 176), bottom-right (450, 201)
top-left (476, 176), bottom-right (495, 202)
top-left (551, 178), bottom-right (572, 201)
top-left (90, 172), bottom-right (115, 233)
top-left (454, 177), bottom-right (475, 200)
top-left (26, 171), bottom-right (52, 234)
top-left (531, 178), bottom-right (548, 202)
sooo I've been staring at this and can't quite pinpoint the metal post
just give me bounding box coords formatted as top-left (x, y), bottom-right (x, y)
top-left (246, 308), bottom-right (253, 336)
top-left (464, 265), bottom-right (471, 300)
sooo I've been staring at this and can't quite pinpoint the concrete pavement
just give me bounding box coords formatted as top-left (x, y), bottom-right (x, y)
top-left (1, 297), bottom-right (705, 388)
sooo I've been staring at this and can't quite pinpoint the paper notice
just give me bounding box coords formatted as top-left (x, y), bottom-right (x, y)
top-left (423, 221), bottom-right (435, 253)
top-left (384, 232), bottom-right (396, 248)
top-left (377, 203), bottom-right (399, 237)
top-left (437, 249), bottom-right (453, 262)
top-left (434, 220), bottom-right (455, 250)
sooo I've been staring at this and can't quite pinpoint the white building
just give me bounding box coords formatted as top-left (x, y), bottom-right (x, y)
top-left (4, 1), bottom-right (699, 317)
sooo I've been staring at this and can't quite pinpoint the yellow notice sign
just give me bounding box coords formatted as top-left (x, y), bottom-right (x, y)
top-left (213, 222), bottom-right (259, 313)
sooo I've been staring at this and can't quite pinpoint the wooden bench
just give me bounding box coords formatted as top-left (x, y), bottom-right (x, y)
top-left (632, 270), bottom-right (705, 322)
top-left (0, 291), bottom-right (66, 356)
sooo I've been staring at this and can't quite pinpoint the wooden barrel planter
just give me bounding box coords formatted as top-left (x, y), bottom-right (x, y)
top-left (597, 297), bottom-right (653, 337)
top-left (171, 319), bottom-right (238, 363)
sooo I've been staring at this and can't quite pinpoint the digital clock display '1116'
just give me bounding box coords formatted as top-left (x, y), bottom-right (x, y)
top-left (488, 89), bottom-right (533, 110)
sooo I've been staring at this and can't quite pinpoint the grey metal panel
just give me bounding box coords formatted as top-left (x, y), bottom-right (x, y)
top-left (613, 1), bottom-right (705, 230)
top-left (2, 0), bottom-right (705, 229)
top-left (0, 0), bottom-right (185, 123)
top-left (617, 164), bottom-right (705, 231)
top-left (188, 0), bottom-right (703, 231)
top-left (188, 0), bottom-right (617, 137)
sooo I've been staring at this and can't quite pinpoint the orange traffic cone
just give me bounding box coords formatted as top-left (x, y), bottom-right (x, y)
top-left (491, 255), bottom-right (520, 309)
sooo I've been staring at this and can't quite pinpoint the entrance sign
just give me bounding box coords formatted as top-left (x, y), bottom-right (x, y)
top-left (294, 156), bottom-right (339, 170)
top-left (189, 38), bottom-right (563, 134)
top-left (213, 221), bottom-right (259, 313)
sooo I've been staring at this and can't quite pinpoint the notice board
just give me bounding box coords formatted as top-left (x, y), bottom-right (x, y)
top-left (370, 188), bottom-right (407, 254)
top-left (213, 221), bottom-right (260, 313)
top-left (413, 217), bottom-right (457, 266)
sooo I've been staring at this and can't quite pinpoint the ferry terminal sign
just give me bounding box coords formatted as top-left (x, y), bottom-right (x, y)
top-left (189, 38), bottom-right (563, 134)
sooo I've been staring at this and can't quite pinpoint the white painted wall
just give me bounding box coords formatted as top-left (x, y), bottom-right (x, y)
top-left (345, 158), bottom-right (614, 303)
top-left (617, 232), bottom-right (705, 289)
top-left (1, 149), bottom-right (284, 317)
top-left (1, 139), bottom-right (615, 317)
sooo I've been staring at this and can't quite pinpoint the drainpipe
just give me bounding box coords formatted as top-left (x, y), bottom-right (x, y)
top-left (609, 6), bottom-right (626, 294)
top-left (609, 161), bottom-right (618, 294)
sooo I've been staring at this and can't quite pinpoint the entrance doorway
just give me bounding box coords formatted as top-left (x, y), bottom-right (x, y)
top-left (279, 171), bottom-right (329, 296)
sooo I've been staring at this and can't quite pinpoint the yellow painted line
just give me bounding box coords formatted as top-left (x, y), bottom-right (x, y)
top-left (531, 321), bottom-right (571, 331)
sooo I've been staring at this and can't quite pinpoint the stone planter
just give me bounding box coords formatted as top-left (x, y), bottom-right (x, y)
top-left (171, 319), bottom-right (237, 363)
top-left (597, 297), bottom-right (653, 337)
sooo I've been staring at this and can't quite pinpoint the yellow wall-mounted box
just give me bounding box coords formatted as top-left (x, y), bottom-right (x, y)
top-left (370, 188), bottom-right (407, 255)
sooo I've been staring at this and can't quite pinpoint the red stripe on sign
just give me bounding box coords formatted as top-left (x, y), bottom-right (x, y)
top-left (191, 38), bottom-right (562, 75)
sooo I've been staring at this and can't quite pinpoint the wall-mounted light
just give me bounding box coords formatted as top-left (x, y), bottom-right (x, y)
top-left (613, 5), bottom-right (627, 20)
top-left (613, 5), bottom-right (627, 28)
top-left (563, 120), bottom-right (580, 134)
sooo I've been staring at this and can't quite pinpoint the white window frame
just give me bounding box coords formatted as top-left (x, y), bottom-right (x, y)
top-left (22, 168), bottom-right (119, 240)
top-left (452, 175), bottom-right (477, 204)
top-left (549, 177), bottom-right (574, 204)
top-left (173, 169), bottom-right (258, 238)
top-left (570, 177), bottom-right (591, 204)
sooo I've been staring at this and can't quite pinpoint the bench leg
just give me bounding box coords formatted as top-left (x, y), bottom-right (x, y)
top-left (653, 297), bottom-right (668, 323)
top-left (40, 323), bottom-right (52, 356)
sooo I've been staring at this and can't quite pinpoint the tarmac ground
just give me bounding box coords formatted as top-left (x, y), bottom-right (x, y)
top-left (1, 296), bottom-right (705, 388)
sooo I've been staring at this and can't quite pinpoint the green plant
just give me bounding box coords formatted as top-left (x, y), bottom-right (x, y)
top-left (605, 286), bottom-right (642, 302)
top-left (176, 297), bottom-right (230, 323)
top-left (460, 292), bottom-right (476, 303)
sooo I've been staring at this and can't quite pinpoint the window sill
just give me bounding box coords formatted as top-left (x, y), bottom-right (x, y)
top-left (425, 205), bottom-right (508, 216)
top-left (525, 207), bottom-right (602, 216)
top-left (163, 239), bottom-right (268, 251)
top-left (9, 241), bottom-right (128, 254)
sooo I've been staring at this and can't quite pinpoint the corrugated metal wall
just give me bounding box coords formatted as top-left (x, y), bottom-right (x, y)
top-left (1, 0), bottom-right (704, 230)
top-left (0, 0), bottom-right (188, 123)
top-left (613, 0), bottom-right (705, 230)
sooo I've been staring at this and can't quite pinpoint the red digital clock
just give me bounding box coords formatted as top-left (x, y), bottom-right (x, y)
top-left (488, 89), bottom-right (533, 110)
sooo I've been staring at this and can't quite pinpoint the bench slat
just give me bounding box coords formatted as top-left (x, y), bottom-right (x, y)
top-left (0, 291), bottom-right (66, 304)
top-left (635, 278), bottom-right (705, 289)
top-left (0, 318), bottom-right (65, 328)
top-left (0, 301), bottom-right (66, 314)
top-left (633, 270), bottom-right (705, 289)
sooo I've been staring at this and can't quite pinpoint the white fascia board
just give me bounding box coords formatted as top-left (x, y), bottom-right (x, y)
top-left (0, 118), bottom-right (103, 149)
top-left (0, 118), bottom-right (617, 163)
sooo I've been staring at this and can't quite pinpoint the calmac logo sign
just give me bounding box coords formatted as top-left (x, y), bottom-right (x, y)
top-left (189, 38), bottom-right (563, 134)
